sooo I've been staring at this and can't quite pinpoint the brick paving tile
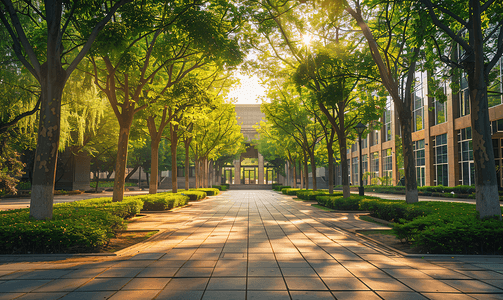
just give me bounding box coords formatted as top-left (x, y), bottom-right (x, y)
top-left (154, 289), bottom-right (204, 300)
top-left (96, 267), bottom-right (143, 278)
top-left (0, 280), bottom-right (51, 293)
top-left (322, 277), bottom-right (370, 291)
top-left (421, 293), bottom-right (479, 300)
top-left (247, 291), bottom-right (290, 300)
top-left (32, 278), bottom-right (89, 292)
top-left (470, 294), bottom-right (503, 300)
top-left (289, 290), bottom-right (336, 299)
top-left (331, 291), bottom-right (382, 300)
top-left (376, 291), bottom-right (429, 300)
top-left (247, 277), bottom-right (287, 290)
top-left (120, 277), bottom-right (170, 290)
top-left (0, 293), bottom-right (25, 300)
top-left (58, 291), bottom-right (115, 300)
top-left (75, 278), bottom-right (131, 292)
top-left (360, 277), bottom-right (413, 292)
top-left (206, 277), bottom-right (246, 290)
top-left (284, 277), bottom-right (328, 290)
top-left (440, 279), bottom-right (503, 293)
top-left (15, 292), bottom-right (67, 300)
top-left (107, 290), bottom-right (161, 300)
top-left (163, 277), bottom-right (209, 290)
top-left (398, 278), bottom-right (460, 293)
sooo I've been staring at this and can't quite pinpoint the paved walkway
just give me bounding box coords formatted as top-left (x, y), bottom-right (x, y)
top-left (1, 190), bottom-right (503, 300)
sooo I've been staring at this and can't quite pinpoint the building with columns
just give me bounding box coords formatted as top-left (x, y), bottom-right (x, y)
top-left (222, 104), bottom-right (283, 186)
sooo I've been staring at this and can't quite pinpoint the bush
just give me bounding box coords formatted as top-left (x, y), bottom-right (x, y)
top-left (0, 207), bottom-right (125, 254)
top-left (274, 185), bottom-right (290, 191)
top-left (282, 188), bottom-right (300, 195)
top-left (194, 188), bottom-right (219, 196)
top-left (316, 195), bottom-right (362, 210)
top-left (177, 190), bottom-right (206, 201)
top-left (55, 197), bottom-right (143, 219)
top-left (139, 193), bottom-right (189, 211)
top-left (359, 199), bottom-right (429, 222)
top-left (212, 185), bottom-right (228, 191)
top-left (296, 190), bottom-right (341, 200)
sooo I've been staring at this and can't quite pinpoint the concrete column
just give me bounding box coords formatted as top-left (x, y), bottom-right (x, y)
top-left (258, 153), bottom-right (264, 184)
top-left (234, 159), bottom-right (241, 184)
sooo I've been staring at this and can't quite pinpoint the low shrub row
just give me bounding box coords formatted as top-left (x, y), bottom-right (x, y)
top-left (273, 185), bottom-right (290, 191)
top-left (212, 185), bottom-right (228, 191)
top-left (281, 188), bottom-right (300, 195)
top-left (130, 193), bottom-right (189, 211)
top-left (193, 188), bottom-right (220, 196)
top-left (315, 194), bottom-right (503, 254)
top-left (0, 191), bottom-right (200, 254)
top-left (296, 190), bottom-right (343, 200)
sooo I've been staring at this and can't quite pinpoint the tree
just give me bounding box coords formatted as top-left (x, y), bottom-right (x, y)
top-left (294, 43), bottom-right (384, 197)
top-left (262, 82), bottom-right (325, 190)
top-left (418, 0), bottom-right (502, 218)
top-left (0, 0), bottom-right (131, 219)
top-left (323, 0), bottom-right (432, 203)
top-left (191, 102), bottom-right (244, 188)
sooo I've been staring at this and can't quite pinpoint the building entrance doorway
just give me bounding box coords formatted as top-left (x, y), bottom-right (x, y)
top-left (242, 167), bottom-right (257, 184)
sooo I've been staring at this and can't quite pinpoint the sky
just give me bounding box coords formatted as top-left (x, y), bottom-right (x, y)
top-left (226, 73), bottom-right (268, 104)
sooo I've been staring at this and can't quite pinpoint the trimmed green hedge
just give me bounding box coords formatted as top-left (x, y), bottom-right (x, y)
top-left (178, 190), bottom-right (206, 201)
top-left (57, 197), bottom-right (143, 219)
top-left (134, 193), bottom-right (189, 211)
top-left (194, 188), bottom-right (219, 196)
top-left (212, 185), bottom-right (228, 191)
top-left (315, 194), bottom-right (503, 254)
top-left (282, 188), bottom-right (300, 195)
top-left (296, 190), bottom-right (342, 200)
top-left (274, 185), bottom-right (290, 191)
top-left (0, 191), bottom-right (195, 254)
top-left (0, 206), bottom-right (125, 254)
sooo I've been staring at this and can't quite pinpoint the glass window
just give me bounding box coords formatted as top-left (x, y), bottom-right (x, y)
top-left (433, 133), bottom-right (448, 186)
top-left (413, 87), bottom-right (424, 132)
top-left (382, 149), bottom-right (392, 184)
top-left (361, 137), bottom-right (368, 149)
top-left (434, 83), bottom-right (447, 125)
top-left (362, 154), bottom-right (368, 185)
top-left (370, 152), bottom-right (379, 183)
top-left (352, 157), bottom-right (358, 185)
top-left (414, 140), bottom-right (426, 186)
top-left (458, 127), bottom-right (474, 186)
top-left (383, 98), bottom-right (393, 141)
top-left (488, 57), bottom-right (502, 108)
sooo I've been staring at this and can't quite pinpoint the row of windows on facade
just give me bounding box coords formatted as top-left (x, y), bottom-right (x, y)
top-left (349, 58), bottom-right (503, 145)
top-left (347, 120), bottom-right (503, 186)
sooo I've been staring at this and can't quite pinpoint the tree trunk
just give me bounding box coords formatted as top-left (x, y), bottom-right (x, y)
top-left (299, 160), bottom-right (304, 190)
top-left (468, 5), bottom-right (501, 218)
top-left (184, 139), bottom-right (191, 190)
top-left (30, 65), bottom-right (66, 220)
top-left (112, 126), bottom-right (131, 202)
top-left (149, 138), bottom-right (160, 194)
top-left (95, 170), bottom-right (100, 193)
top-left (303, 152), bottom-right (309, 190)
top-left (170, 123), bottom-right (179, 193)
top-left (310, 152), bottom-right (317, 191)
top-left (292, 160), bottom-right (297, 188)
top-left (340, 135), bottom-right (350, 198)
top-left (328, 144), bottom-right (334, 194)
top-left (400, 117), bottom-right (419, 203)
